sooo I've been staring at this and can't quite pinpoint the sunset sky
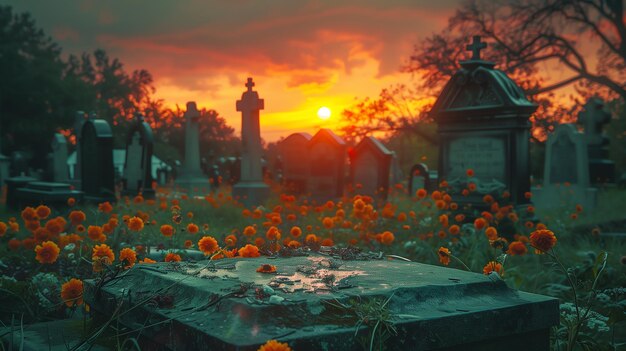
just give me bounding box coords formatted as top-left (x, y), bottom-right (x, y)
top-left (7, 0), bottom-right (468, 141)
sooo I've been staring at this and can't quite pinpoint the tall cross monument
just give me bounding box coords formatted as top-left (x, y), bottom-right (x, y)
top-left (232, 77), bottom-right (269, 206)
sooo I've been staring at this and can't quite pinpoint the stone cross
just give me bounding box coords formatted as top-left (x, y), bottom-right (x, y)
top-left (466, 35), bottom-right (487, 60)
top-left (236, 77), bottom-right (264, 182)
top-left (577, 97), bottom-right (611, 145)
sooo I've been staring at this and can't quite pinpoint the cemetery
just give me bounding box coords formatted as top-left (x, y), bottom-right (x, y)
top-left (0, 2), bottom-right (624, 351)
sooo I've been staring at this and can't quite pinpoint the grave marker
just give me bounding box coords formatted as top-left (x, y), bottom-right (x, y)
top-left (80, 116), bottom-right (115, 203)
top-left (175, 102), bottom-right (210, 194)
top-left (307, 129), bottom-right (346, 201)
top-left (350, 136), bottom-right (393, 199)
top-left (123, 113), bottom-right (155, 198)
top-left (277, 132), bottom-right (312, 195)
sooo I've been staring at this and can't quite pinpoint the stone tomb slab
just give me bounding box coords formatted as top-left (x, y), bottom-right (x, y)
top-left (15, 181), bottom-right (83, 209)
top-left (85, 255), bottom-right (558, 351)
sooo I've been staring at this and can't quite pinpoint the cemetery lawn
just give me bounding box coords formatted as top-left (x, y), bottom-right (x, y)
top-left (0, 185), bottom-right (625, 350)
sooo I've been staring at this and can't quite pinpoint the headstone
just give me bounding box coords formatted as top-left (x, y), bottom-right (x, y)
top-left (69, 111), bottom-right (88, 189)
top-left (307, 129), bottom-right (347, 201)
top-left (232, 78), bottom-right (270, 206)
top-left (122, 113), bottom-right (155, 198)
top-left (408, 163), bottom-right (432, 195)
top-left (277, 132), bottom-right (312, 195)
top-left (389, 152), bottom-right (403, 187)
top-left (4, 175), bottom-right (37, 210)
top-left (431, 36), bottom-right (537, 213)
top-left (85, 254), bottom-right (559, 350)
top-left (50, 133), bottom-right (69, 182)
top-left (533, 124), bottom-right (597, 210)
top-left (350, 136), bottom-right (393, 199)
top-left (175, 102), bottom-right (210, 195)
top-left (10, 151), bottom-right (29, 177)
top-left (80, 116), bottom-right (115, 203)
top-left (16, 181), bottom-right (83, 210)
top-left (577, 98), bottom-right (616, 184)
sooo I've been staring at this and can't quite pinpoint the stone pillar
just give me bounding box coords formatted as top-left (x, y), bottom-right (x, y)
top-left (577, 98), bottom-right (616, 184)
top-left (174, 102), bottom-right (209, 195)
top-left (232, 78), bottom-right (269, 206)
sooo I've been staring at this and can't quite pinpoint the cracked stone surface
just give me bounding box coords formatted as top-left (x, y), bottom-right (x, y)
top-left (85, 254), bottom-right (559, 351)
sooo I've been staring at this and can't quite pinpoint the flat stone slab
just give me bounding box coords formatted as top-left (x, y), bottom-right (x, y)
top-left (85, 255), bottom-right (559, 351)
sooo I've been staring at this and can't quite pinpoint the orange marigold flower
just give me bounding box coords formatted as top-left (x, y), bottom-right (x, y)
top-left (449, 225), bottom-right (460, 235)
top-left (21, 207), bottom-right (37, 222)
top-left (98, 201), bottom-right (113, 213)
top-left (321, 238), bottom-right (334, 246)
top-left (380, 231), bottom-right (395, 245)
top-left (198, 236), bottom-right (219, 255)
top-left (258, 339), bottom-right (292, 351)
top-left (485, 226), bottom-right (498, 240)
top-left (256, 264), bottom-right (277, 273)
top-left (187, 223), bottom-right (199, 234)
top-left (466, 169), bottom-right (474, 177)
top-left (68, 211), bottom-right (86, 225)
top-left (0, 222), bottom-right (6, 237)
top-left (35, 241), bottom-right (60, 264)
top-left (524, 191), bottom-right (532, 199)
top-left (34, 228), bottom-right (51, 242)
top-left (238, 244), bottom-right (260, 258)
top-left (160, 224), bottom-right (175, 237)
top-left (140, 257), bottom-right (157, 264)
top-left (305, 234), bottom-right (319, 245)
top-left (224, 234), bottom-right (237, 247)
top-left (322, 217), bottom-right (334, 229)
top-left (507, 241), bottom-right (528, 256)
top-left (87, 225), bottom-right (104, 241)
top-left (435, 200), bottom-right (446, 210)
top-left (266, 226), bottom-right (281, 241)
top-left (289, 226), bottom-right (302, 238)
top-left (287, 240), bottom-right (301, 249)
top-left (165, 253), bottom-right (182, 262)
top-left (76, 224), bottom-right (86, 233)
top-left (119, 248), bottom-right (137, 269)
top-left (530, 229), bottom-right (557, 253)
top-left (438, 247), bottom-right (451, 266)
top-left (8, 238), bottom-right (21, 251)
top-left (127, 217), bottom-right (144, 232)
top-left (474, 218), bottom-right (487, 231)
top-left (575, 204), bottom-right (583, 213)
top-left (45, 218), bottom-right (64, 236)
top-left (22, 238), bottom-right (36, 250)
top-left (468, 183), bottom-right (477, 192)
top-left (570, 213), bottom-right (578, 220)
top-left (483, 261), bottom-right (504, 276)
top-left (61, 278), bottom-right (83, 307)
top-left (454, 214), bottom-right (465, 222)
top-left (243, 225), bottom-right (257, 237)
top-left (133, 195), bottom-right (144, 203)
top-left (36, 205), bottom-right (51, 220)
top-left (92, 244), bottom-right (115, 262)
top-left (184, 239), bottom-right (193, 248)
top-left (255, 237), bottom-right (266, 247)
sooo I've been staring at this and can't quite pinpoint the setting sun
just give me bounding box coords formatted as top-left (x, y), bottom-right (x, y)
top-left (317, 106), bottom-right (331, 120)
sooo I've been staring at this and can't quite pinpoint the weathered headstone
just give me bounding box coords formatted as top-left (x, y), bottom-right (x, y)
top-left (307, 129), bottom-right (347, 201)
top-left (80, 116), bottom-right (115, 203)
top-left (408, 163), bottom-right (432, 195)
top-left (50, 133), bottom-right (69, 182)
top-left (16, 182), bottom-right (83, 210)
top-left (85, 254), bottom-right (559, 351)
top-left (350, 136), bottom-right (393, 199)
top-left (533, 124), bottom-right (597, 210)
top-left (10, 151), bottom-right (29, 177)
top-left (577, 98), bottom-right (616, 184)
top-left (69, 111), bottom-right (88, 189)
top-left (122, 113), bottom-right (155, 198)
top-left (175, 102), bottom-right (210, 194)
top-left (232, 78), bottom-right (270, 206)
top-left (277, 132), bottom-right (312, 195)
top-left (431, 36), bottom-right (537, 212)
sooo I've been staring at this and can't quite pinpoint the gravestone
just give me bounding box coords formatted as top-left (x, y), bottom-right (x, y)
top-left (431, 36), bottom-right (537, 213)
top-left (16, 182), bottom-right (83, 210)
top-left (80, 117), bottom-right (115, 203)
top-left (577, 98), bottom-right (616, 184)
top-left (4, 175), bottom-right (37, 210)
top-left (533, 124), bottom-right (597, 210)
top-left (70, 111), bottom-right (88, 189)
top-left (175, 102), bottom-right (210, 195)
top-left (50, 133), bottom-right (69, 182)
top-left (122, 113), bottom-right (155, 198)
top-left (10, 151), bottom-right (29, 177)
top-left (85, 254), bottom-right (559, 351)
top-left (232, 78), bottom-right (270, 206)
top-left (408, 163), bottom-right (432, 195)
top-left (307, 129), bottom-right (347, 201)
top-left (350, 136), bottom-right (393, 199)
top-left (277, 132), bottom-right (312, 195)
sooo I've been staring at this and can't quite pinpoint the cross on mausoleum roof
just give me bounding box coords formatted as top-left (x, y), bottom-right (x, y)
top-left (466, 35), bottom-right (486, 60)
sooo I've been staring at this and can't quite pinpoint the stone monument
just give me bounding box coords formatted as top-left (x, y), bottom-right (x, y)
top-left (408, 163), bottom-right (432, 195)
top-left (80, 115), bottom-right (115, 203)
top-left (50, 133), bottom-right (69, 183)
top-left (232, 78), bottom-right (270, 206)
top-left (533, 124), bottom-right (597, 210)
top-left (577, 98), bottom-right (616, 184)
top-left (307, 129), bottom-right (347, 201)
top-left (276, 132), bottom-right (312, 195)
top-left (123, 113), bottom-right (155, 198)
top-left (175, 102), bottom-right (210, 195)
top-left (431, 36), bottom-right (537, 213)
top-left (69, 111), bottom-right (88, 189)
top-left (350, 136), bottom-right (393, 199)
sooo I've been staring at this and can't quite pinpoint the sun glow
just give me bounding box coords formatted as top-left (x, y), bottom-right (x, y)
top-left (317, 106), bottom-right (331, 120)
